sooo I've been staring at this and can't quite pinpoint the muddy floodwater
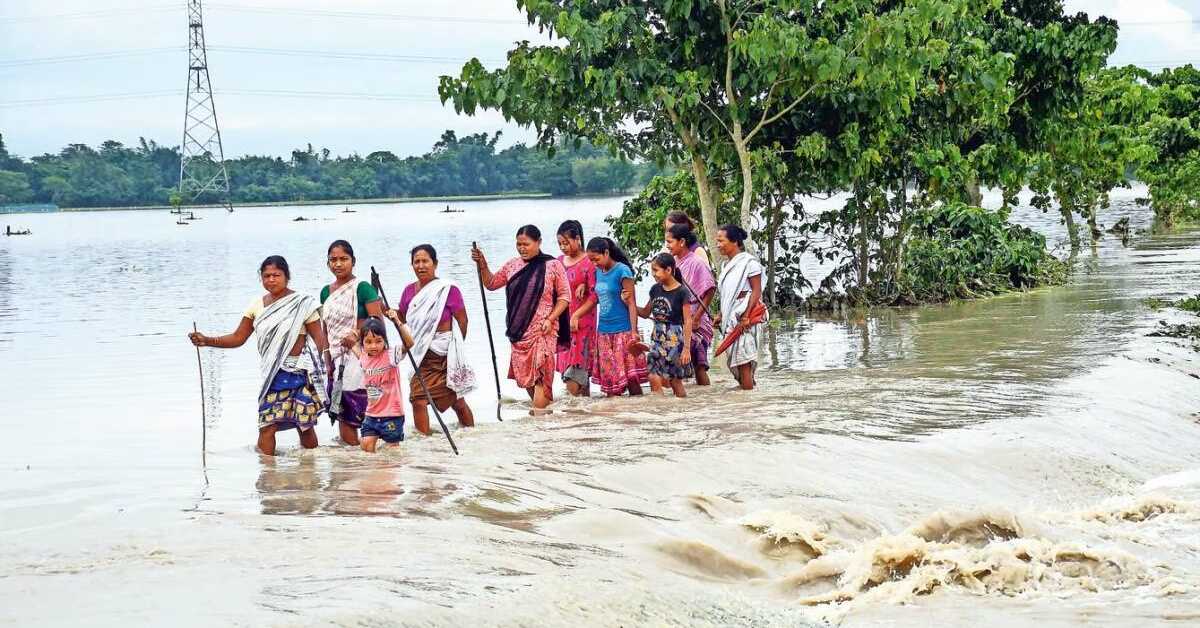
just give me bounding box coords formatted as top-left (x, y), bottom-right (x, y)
top-left (2, 190), bottom-right (1199, 626)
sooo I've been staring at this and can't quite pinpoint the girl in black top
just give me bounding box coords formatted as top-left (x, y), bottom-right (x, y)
top-left (636, 254), bottom-right (694, 397)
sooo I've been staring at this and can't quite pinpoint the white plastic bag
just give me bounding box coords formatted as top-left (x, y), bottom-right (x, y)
top-left (446, 325), bottom-right (477, 396)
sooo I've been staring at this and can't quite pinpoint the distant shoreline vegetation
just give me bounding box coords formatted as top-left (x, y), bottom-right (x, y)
top-left (0, 130), bottom-right (664, 211)
top-left (58, 192), bottom-right (569, 212)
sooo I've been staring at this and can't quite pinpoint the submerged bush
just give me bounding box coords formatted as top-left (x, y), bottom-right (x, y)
top-left (898, 203), bottom-right (1068, 303)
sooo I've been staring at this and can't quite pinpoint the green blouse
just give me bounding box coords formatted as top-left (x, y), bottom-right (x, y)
top-left (319, 280), bottom-right (380, 320)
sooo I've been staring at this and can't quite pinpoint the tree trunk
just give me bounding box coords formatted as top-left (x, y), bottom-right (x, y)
top-left (718, 0), bottom-right (755, 253)
top-left (965, 176), bottom-right (983, 208)
top-left (732, 133), bottom-right (756, 252)
top-left (1086, 206), bottom-right (1102, 244)
top-left (857, 187), bottom-right (869, 292)
top-left (765, 201), bottom-right (781, 306)
top-left (689, 152), bottom-right (721, 269)
top-left (895, 178), bottom-right (908, 287)
top-left (1062, 206), bottom-right (1080, 251)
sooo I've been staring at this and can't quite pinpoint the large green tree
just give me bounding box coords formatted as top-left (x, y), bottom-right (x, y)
top-left (439, 0), bottom-right (993, 253)
top-left (1140, 65), bottom-right (1200, 226)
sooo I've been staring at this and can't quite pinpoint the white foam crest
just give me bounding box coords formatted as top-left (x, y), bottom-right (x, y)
top-left (739, 510), bottom-right (832, 557)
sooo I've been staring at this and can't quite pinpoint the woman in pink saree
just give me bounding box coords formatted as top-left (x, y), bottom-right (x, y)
top-left (471, 224), bottom-right (571, 411)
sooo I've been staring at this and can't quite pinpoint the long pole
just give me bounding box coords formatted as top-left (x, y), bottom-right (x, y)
top-left (193, 322), bottom-right (207, 468)
top-left (472, 242), bottom-right (504, 422)
top-left (370, 267), bottom-right (460, 456)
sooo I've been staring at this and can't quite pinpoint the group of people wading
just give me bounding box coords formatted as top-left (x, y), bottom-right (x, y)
top-left (188, 212), bottom-right (766, 456)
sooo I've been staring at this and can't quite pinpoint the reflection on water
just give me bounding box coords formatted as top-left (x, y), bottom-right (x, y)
top-left (257, 455), bottom-right (324, 516)
top-left (2, 190), bottom-right (1200, 626)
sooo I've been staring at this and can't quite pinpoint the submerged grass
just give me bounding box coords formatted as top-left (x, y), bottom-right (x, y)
top-left (1145, 293), bottom-right (1200, 351)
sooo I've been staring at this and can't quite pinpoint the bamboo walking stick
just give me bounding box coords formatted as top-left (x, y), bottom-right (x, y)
top-left (370, 267), bottom-right (460, 456)
top-left (193, 322), bottom-right (207, 468)
top-left (472, 241), bottom-right (504, 422)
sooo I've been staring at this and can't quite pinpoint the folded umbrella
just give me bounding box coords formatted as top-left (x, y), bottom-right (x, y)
top-left (328, 362), bottom-right (346, 424)
top-left (714, 301), bottom-right (767, 357)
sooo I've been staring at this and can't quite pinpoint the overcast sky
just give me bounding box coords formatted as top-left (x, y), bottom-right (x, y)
top-left (1, 0), bottom-right (1198, 160)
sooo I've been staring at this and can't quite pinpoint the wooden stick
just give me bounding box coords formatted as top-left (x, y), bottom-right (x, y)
top-left (472, 241), bottom-right (504, 422)
top-left (193, 322), bottom-right (207, 468)
top-left (370, 267), bottom-right (460, 456)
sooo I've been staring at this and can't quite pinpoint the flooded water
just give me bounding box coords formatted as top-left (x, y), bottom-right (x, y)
top-left (2, 190), bottom-right (1199, 626)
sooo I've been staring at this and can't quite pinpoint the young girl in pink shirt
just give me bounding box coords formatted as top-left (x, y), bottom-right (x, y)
top-left (347, 318), bottom-right (406, 452)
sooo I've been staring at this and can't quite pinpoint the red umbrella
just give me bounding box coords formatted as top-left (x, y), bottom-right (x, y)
top-left (714, 301), bottom-right (767, 357)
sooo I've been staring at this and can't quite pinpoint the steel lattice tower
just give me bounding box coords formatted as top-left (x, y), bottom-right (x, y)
top-left (179, 0), bottom-right (232, 211)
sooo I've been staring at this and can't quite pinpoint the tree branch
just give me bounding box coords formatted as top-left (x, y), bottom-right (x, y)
top-left (700, 98), bottom-right (734, 137)
top-left (746, 27), bottom-right (874, 143)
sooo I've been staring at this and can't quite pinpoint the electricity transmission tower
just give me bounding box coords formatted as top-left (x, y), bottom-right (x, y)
top-left (179, 0), bottom-right (233, 211)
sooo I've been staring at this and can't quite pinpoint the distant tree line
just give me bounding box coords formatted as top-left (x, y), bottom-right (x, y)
top-left (0, 130), bottom-right (661, 208)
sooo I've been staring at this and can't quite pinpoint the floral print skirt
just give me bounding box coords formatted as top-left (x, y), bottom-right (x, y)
top-left (648, 322), bottom-right (695, 380)
top-left (592, 330), bottom-right (649, 396)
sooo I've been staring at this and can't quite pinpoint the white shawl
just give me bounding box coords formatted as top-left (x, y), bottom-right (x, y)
top-left (404, 278), bottom-right (453, 368)
top-left (254, 292), bottom-right (325, 403)
top-left (718, 251), bottom-right (764, 328)
top-left (403, 278), bottom-right (476, 396)
top-left (321, 281), bottom-right (365, 390)
top-left (718, 251), bottom-right (767, 370)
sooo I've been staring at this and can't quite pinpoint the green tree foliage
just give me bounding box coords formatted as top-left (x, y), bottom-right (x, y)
top-left (0, 131), bottom-right (654, 208)
top-left (527, 1), bottom-right (1124, 306)
top-left (439, 0), bottom-right (997, 252)
top-left (0, 171), bottom-right (33, 204)
top-left (899, 203), bottom-right (1066, 303)
top-left (1140, 65), bottom-right (1200, 226)
top-left (1029, 65), bottom-right (1157, 247)
top-left (607, 170), bottom-right (737, 276)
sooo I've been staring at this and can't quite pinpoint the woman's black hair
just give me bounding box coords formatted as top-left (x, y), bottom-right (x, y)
top-left (666, 210), bottom-right (695, 230)
top-left (410, 243), bottom-right (438, 264)
top-left (360, 317), bottom-right (389, 347)
top-left (586, 236), bottom-right (634, 271)
top-left (719, 224), bottom-right (749, 249)
top-left (667, 223), bottom-right (698, 248)
top-left (516, 224), bottom-right (542, 241)
top-left (556, 219), bottom-right (584, 244)
top-left (652, 252), bottom-right (683, 283)
top-left (327, 239), bottom-right (355, 263)
top-left (259, 255), bottom-right (291, 279)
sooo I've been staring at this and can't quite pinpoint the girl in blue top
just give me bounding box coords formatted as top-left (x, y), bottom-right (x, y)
top-left (585, 237), bottom-right (647, 396)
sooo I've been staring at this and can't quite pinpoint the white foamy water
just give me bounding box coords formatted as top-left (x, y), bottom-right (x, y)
top-left (2, 189), bottom-right (1199, 626)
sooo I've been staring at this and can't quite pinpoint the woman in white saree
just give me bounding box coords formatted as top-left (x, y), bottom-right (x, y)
top-left (715, 225), bottom-right (767, 391)
top-left (189, 256), bottom-right (331, 455)
top-left (320, 239), bottom-right (383, 446)
top-left (392, 244), bottom-right (476, 435)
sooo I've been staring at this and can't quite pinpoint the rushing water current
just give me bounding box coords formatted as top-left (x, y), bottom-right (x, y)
top-left (2, 189), bottom-right (1200, 626)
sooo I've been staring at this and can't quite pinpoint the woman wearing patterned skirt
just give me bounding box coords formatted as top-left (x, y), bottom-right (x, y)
top-left (585, 237), bottom-right (647, 397)
top-left (189, 255), bottom-right (331, 456)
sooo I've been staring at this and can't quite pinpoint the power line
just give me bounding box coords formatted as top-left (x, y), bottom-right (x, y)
top-left (205, 3), bottom-right (527, 25)
top-left (0, 5), bottom-right (176, 24)
top-left (0, 47), bottom-right (182, 68)
top-left (0, 3), bottom-right (527, 26)
top-left (209, 45), bottom-right (503, 66)
top-left (0, 46), bottom-right (501, 69)
top-left (0, 90), bottom-right (181, 107)
top-left (222, 88), bottom-right (438, 101)
top-left (0, 89), bottom-right (442, 108)
top-left (1119, 19), bottom-right (1200, 27)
